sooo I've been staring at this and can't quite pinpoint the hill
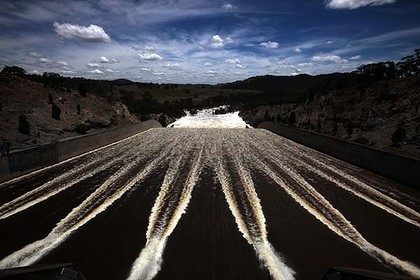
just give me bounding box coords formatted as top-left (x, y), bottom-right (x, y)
top-left (0, 72), bottom-right (138, 150)
top-left (240, 76), bottom-right (420, 160)
top-left (221, 73), bottom-right (363, 103)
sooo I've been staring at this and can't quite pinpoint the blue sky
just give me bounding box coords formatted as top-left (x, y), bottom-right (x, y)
top-left (1, 0), bottom-right (419, 84)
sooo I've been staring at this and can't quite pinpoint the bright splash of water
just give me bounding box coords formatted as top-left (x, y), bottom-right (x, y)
top-left (168, 106), bottom-right (251, 128)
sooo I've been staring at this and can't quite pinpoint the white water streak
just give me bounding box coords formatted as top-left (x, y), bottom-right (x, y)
top-left (253, 155), bottom-right (420, 278)
top-left (146, 157), bottom-right (184, 239)
top-left (213, 136), bottom-right (295, 280)
top-left (0, 156), bottom-right (121, 220)
top-left (0, 128), bottom-right (153, 189)
top-left (294, 158), bottom-right (420, 228)
top-left (0, 143), bottom-right (172, 269)
top-left (253, 131), bottom-right (420, 228)
top-left (127, 149), bottom-right (203, 280)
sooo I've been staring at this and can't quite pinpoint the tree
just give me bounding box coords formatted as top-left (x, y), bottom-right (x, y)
top-left (332, 122), bottom-right (338, 135)
top-left (42, 72), bottom-right (63, 90)
top-left (78, 84), bottom-right (87, 97)
top-left (288, 112), bottom-right (296, 126)
top-left (391, 121), bottom-right (407, 147)
top-left (345, 121), bottom-right (354, 137)
top-left (18, 114), bottom-right (30, 135)
top-left (2, 66), bottom-right (26, 75)
top-left (355, 61), bottom-right (397, 80)
top-left (51, 103), bottom-right (61, 120)
top-left (396, 49), bottom-right (420, 77)
top-left (158, 114), bottom-right (167, 127)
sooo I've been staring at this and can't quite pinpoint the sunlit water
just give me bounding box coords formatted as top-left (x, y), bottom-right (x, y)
top-left (167, 106), bottom-right (251, 128)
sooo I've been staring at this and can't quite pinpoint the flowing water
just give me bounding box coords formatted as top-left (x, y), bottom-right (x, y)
top-left (0, 110), bottom-right (419, 279)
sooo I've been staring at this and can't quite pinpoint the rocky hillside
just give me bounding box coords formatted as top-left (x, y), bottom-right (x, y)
top-left (240, 76), bottom-right (420, 160)
top-left (0, 73), bottom-right (139, 150)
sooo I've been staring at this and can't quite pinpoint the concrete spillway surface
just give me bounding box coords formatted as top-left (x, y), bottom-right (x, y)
top-left (0, 127), bottom-right (420, 279)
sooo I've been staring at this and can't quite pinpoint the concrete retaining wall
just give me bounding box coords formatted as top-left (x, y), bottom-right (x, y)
top-left (0, 120), bottom-right (161, 183)
top-left (259, 121), bottom-right (420, 190)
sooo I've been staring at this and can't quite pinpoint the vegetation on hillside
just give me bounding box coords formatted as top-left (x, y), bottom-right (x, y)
top-left (1, 49), bottom-right (419, 157)
top-left (238, 49), bottom-right (420, 159)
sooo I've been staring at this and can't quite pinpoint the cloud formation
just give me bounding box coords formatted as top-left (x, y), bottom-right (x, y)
top-left (53, 22), bottom-right (111, 43)
top-left (86, 62), bottom-right (99, 68)
top-left (326, 0), bottom-right (395, 9)
top-left (210, 35), bottom-right (225, 48)
top-left (222, 3), bottom-right (234, 9)
top-left (1, 0), bottom-right (417, 84)
top-left (312, 54), bottom-right (348, 64)
top-left (39, 57), bottom-right (52, 63)
top-left (164, 63), bottom-right (182, 69)
top-left (99, 56), bottom-right (118, 63)
top-left (225, 58), bottom-right (241, 64)
top-left (138, 53), bottom-right (163, 61)
top-left (88, 69), bottom-right (104, 74)
top-left (57, 61), bottom-right (69, 66)
top-left (29, 52), bottom-right (43, 58)
top-left (260, 41), bottom-right (279, 49)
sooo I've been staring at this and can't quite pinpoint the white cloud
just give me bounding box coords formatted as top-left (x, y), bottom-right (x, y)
top-left (295, 48), bottom-right (302, 53)
top-left (105, 69), bottom-right (115, 73)
top-left (203, 62), bottom-right (212, 67)
top-left (132, 45), bottom-right (156, 52)
top-left (326, 0), bottom-right (395, 9)
top-left (98, 56), bottom-right (119, 64)
top-left (210, 35), bottom-right (224, 48)
top-left (312, 54), bottom-right (348, 64)
top-left (326, 40), bottom-right (333, 44)
top-left (222, 3), bottom-right (234, 9)
top-left (29, 52), bottom-right (42, 58)
top-left (53, 22), bottom-right (111, 43)
top-left (138, 53), bottom-right (163, 61)
top-left (350, 55), bottom-right (361, 60)
top-left (61, 70), bottom-right (76, 75)
top-left (164, 63), bottom-right (182, 69)
top-left (144, 45), bottom-right (156, 51)
top-left (140, 67), bottom-right (152, 72)
top-left (88, 69), bottom-right (103, 74)
top-left (236, 64), bottom-right (246, 69)
top-left (225, 58), bottom-right (240, 64)
top-left (297, 63), bottom-right (314, 67)
top-left (29, 70), bottom-right (41, 75)
top-left (100, 56), bottom-right (109, 63)
top-left (39, 57), bottom-right (51, 63)
top-left (260, 41), bottom-right (279, 49)
top-left (86, 62), bottom-right (99, 68)
top-left (152, 72), bottom-right (165, 76)
top-left (57, 61), bottom-right (69, 66)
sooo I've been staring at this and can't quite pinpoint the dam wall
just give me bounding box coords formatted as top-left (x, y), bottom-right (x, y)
top-left (259, 121), bottom-right (420, 190)
top-left (0, 120), bottom-right (162, 183)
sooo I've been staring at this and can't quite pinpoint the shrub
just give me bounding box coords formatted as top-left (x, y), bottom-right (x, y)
top-left (51, 103), bottom-right (61, 120)
top-left (2, 66), bottom-right (26, 75)
top-left (354, 136), bottom-right (370, 145)
top-left (391, 121), bottom-right (407, 146)
top-left (75, 123), bottom-right (89, 134)
top-left (18, 114), bottom-right (30, 135)
top-left (48, 92), bottom-right (53, 104)
top-left (78, 84), bottom-right (87, 97)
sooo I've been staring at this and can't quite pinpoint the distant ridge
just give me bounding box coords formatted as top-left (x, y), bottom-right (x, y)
top-left (221, 73), bottom-right (361, 103)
